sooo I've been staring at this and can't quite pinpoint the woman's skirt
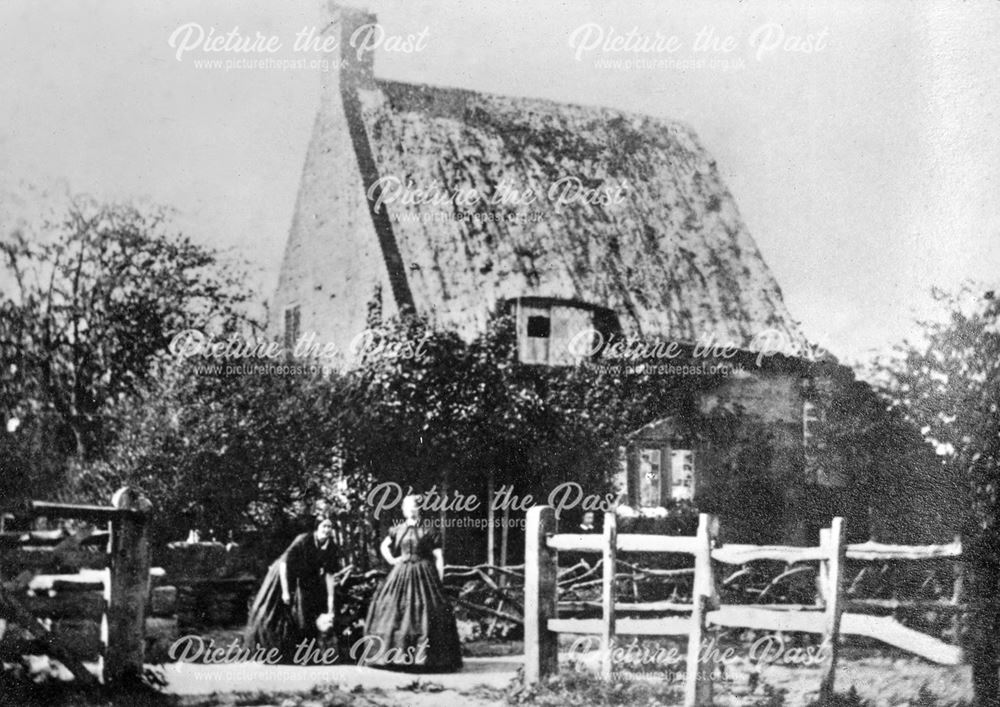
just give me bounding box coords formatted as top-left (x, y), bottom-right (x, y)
top-left (244, 562), bottom-right (306, 663)
top-left (361, 559), bottom-right (463, 672)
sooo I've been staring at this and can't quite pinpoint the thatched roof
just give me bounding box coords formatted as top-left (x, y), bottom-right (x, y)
top-left (351, 78), bottom-right (804, 347)
top-left (274, 6), bottom-right (807, 352)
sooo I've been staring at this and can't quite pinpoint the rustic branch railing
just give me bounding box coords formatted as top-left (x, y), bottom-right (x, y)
top-left (523, 508), bottom-right (957, 707)
top-left (0, 487), bottom-right (151, 686)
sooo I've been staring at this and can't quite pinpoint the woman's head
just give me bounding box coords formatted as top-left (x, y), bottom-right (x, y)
top-left (401, 494), bottom-right (422, 521)
top-left (314, 513), bottom-right (334, 541)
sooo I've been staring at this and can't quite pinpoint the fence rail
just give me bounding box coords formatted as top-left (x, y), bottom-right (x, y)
top-left (524, 507), bottom-right (963, 707)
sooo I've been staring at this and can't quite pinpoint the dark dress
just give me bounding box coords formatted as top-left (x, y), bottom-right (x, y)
top-left (244, 533), bottom-right (338, 662)
top-left (362, 523), bottom-right (462, 671)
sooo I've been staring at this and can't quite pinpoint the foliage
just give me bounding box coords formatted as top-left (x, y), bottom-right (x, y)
top-left (872, 285), bottom-right (1000, 538)
top-left (809, 368), bottom-right (960, 544)
top-left (692, 410), bottom-right (786, 545)
top-left (68, 306), bottom-right (735, 562)
top-left (68, 357), bottom-right (347, 549)
top-left (871, 283), bottom-right (1000, 705)
top-left (504, 665), bottom-right (683, 706)
top-left (0, 661), bottom-right (173, 707)
top-left (341, 311), bottom-right (726, 522)
top-left (0, 196), bottom-right (251, 501)
top-left (502, 663), bottom-right (791, 706)
top-left (803, 683), bottom-right (970, 707)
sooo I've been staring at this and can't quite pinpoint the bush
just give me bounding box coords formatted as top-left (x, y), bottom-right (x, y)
top-left (803, 684), bottom-right (971, 707)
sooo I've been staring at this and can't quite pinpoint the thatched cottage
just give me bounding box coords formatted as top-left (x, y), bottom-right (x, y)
top-left (272, 4), bottom-right (959, 545)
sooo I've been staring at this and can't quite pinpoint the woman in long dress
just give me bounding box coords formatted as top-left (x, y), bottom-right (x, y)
top-left (244, 515), bottom-right (339, 663)
top-left (361, 494), bottom-right (462, 671)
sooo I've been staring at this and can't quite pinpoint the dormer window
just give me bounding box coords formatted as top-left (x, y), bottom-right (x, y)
top-left (511, 297), bottom-right (618, 366)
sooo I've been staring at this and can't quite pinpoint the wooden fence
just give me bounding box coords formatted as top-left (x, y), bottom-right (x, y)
top-left (0, 487), bottom-right (152, 685)
top-left (524, 507), bottom-right (963, 707)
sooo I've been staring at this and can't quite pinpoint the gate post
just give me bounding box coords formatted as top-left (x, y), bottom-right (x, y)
top-left (524, 505), bottom-right (558, 684)
top-left (819, 516), bottom-right (846, 701)
top-left (601, 511), bottom-right (617, 679)
top-left (106, 487), bottom-right (152, 685)
top-left (685, 513), bottom-right (718, 707)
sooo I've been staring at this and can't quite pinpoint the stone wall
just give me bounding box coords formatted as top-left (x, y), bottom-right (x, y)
top-left (144, 540), bottom-right (260, 662)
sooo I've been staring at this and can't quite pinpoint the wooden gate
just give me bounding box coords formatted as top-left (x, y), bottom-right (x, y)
top-left (0, 487), bottom-right (152, 685)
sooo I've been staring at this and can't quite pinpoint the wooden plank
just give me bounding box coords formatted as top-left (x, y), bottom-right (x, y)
top-left (0, 530), bottom-right (110, 549)
top-left (0, 529), bottom-right (64, 547)
top-left (846, 539), bottom-right (962, 561)
top-left (840, 613), bottom-right (962, 665)
top-left (29, 570), bottom-right (109, 593)
top-left (25, 501), bottom-right (146, 523)
top-left (560, 599), bottom-right (693, 613)
top-left (548, 533), bottom-right (700, 555)
top-left (524, 505), bottom-right (559, 685)
top-left (688, 601), bottom-right (967, 613)
top-left (547, 534), bottom-right (603, 553)
top-left (712, 544), bottom-right (828, 565)
top-left (704, 607), bottom-right (963, 665)
top-left (0, 547), bottom-right (107, 572)
top-left (819, 517), bottom-right (846, 701)
top-left (22, 592), bottom-right (106, 620)
top-left (618, 534), bottom-right (699, 555)
top-left (708, 606), bottom-right (827, 633)
top-left (600, 512), bottom-right (616, 680)
top-left (549, 617), bottom-right (693, 635)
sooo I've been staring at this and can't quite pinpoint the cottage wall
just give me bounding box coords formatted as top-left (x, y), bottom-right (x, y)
top-left (270, 6), bottom-right (398, 355)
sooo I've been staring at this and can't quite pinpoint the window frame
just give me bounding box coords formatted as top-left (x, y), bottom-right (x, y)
top-left (283, 304), bottom-right (301, 353)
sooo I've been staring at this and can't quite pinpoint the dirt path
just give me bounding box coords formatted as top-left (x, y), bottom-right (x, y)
top-left (163, 656), bottom-right (517, 706)
top-left (162, 650), bottom-right (974, 706)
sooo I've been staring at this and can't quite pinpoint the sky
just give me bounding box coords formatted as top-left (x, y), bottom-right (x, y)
top-left (0, 0), bottom-right (998, 366)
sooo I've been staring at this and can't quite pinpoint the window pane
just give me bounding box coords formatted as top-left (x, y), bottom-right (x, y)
top-left (527, 315), bottom-right (551, 338)
top-left (639, 448), bottom-right (661, 507)
top-left (670, 449), bottom-right (694, 501)
top-left (550, 306), bottom-right (595, 366)
top-left (518, 304), bottom-right (550, 365)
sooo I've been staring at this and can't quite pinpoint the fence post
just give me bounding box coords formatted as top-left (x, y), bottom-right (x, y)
top-left (601, 511), bottom-right (617, 680)
top-left (106, 487), bottom-right (152, 686)
top-left (950, 538), bottom-right (964, 646)
top-left (819, 516), bottom-right (846, 701)
top-left (685, 513), bottom-right (717, 707)
top-left (818, 527), bottom-right (831, 606)
top-left (524, 505), bottom-right (558, 685)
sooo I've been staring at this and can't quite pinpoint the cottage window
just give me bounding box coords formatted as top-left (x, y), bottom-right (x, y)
top-left (638, 448), bottom-right (662, 507)
top-left (283, 305), bottom-right (301, 352)
top-left (669, 449), bottom-right (695, 501)
top-left (803, 400), bottom-right (847, 487)
top-left (802, 401), bottom-right (821, 449)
